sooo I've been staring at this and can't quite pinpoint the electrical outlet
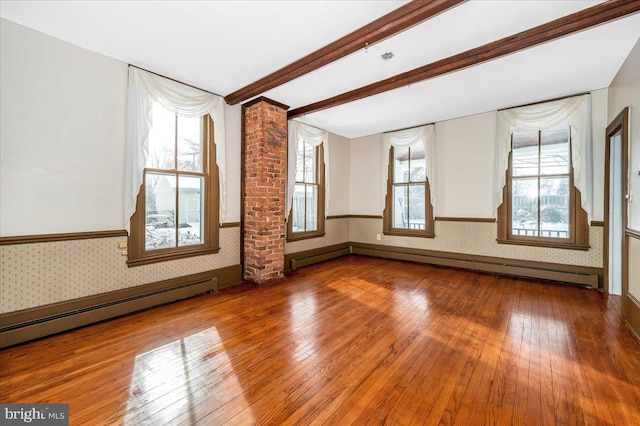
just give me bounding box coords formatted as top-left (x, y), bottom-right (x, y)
top-left (118, 241), bottom-right (127, 249)
top-left (376, 234), bottom-right (381, 241)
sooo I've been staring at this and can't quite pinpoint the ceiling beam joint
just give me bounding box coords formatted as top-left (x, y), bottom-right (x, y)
top-left (224, 0), bottom-right (466, 105)
top-left (288, 0), bottom-right (640, 119)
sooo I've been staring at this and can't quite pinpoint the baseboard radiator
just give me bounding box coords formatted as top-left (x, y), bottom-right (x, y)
top-left (0, 275), bottom-right (217, 349)
top-left (286, 243), bottom-right (351, 271)
top-left (285, 241), bottom-right (599, 288)
top-left (350, 243), bottom-right (599, 288)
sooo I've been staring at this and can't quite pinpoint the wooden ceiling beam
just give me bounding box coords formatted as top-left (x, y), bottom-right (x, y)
top-left (288, 0), bottom-right (640, 119)
top-left (224, 0), bottom-right (466, 105)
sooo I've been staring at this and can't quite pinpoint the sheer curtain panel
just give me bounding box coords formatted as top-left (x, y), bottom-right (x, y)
top-left (493, 94), bottom-right (593, 221)
top-left (381, 124), bottom-right (436, 214)
top-left (286, 121), bottom-right (329, 219)
top-left (124, 67), bottom-right (226, 232)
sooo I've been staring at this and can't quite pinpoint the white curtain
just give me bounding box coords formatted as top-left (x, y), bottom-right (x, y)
top-left (286, 121), bottom-right (330, 219)
top-left (124, 67), bottom-right (226, 232)
top-left (381, 124), bottom-right (436, 213)
top-left (493, 94), bottom-right (592, 220)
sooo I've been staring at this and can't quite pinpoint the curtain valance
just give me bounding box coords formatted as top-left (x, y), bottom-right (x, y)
top-left (286, 121), bottom-right (330, 219)
top-left (124, 67), bottom-right (226, 232)
top-left (493, 94), bottom-right (592, 220)
top-left (381, 124), bottom-right (436, 213)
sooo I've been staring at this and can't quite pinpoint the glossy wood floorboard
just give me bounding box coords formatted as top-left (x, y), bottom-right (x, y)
top-left (2, 256), bottom-right (640, 425)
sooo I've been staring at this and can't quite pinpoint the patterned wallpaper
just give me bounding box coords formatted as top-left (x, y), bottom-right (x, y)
top-left (0, 228), bottom-right (240, 314)
top-left (349, 218), bottom-right (603, 268)
top-left (284, 218), bottom-right (350, 254)
top-left (1, 219), bottom-right (610, 314)
top-left (629, 236), bottom-right (640, 299)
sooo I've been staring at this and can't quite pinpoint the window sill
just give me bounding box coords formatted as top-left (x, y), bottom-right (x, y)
top-left (127, 246), bottom-right (220, 267)
top-left (496, 238), bottom-right (590, 251)
top-left (383, 230), bottom-right (435, 239)
top-left (286, 232), bottom-right (326, 243)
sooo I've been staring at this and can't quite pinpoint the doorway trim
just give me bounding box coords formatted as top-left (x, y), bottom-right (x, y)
top-left (603, 107), bottom-right (629, 316)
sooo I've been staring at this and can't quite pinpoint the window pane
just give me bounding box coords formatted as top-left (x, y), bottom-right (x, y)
top-left (178, 175), bottom-right (203, 247)
top-left (305, 184), bottom-right (318, 232)
top-left (512, 130), bottom-right (538, 177)
top-left (147, 104), bottom-right (176, 169)
top-left (304, 143), bottom-right (316, 184)
top-left (292, 184), bottom-right (305, 232)
top-left (511, 178), bottom-right (538, 237)
top-left (541, 123), bottom-right (570, 175)
top-left (145, 172), bottom-right (176, 250)
top-left (540, 176), bottom-right (570, 239)
top-left (177, 115), bottom-right (202, 172)
top-left (409, 144), bottom-right (426, 183)
top-left (408, 184), bottom-right (425, 230)
top-left (393, 185), bottom-right (409, 229)
top-left (393, 146), bottom-right (409, 183)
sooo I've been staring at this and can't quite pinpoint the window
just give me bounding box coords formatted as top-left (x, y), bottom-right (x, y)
top-left (497, 122), bottom-right (588, 249)
top-left (128, 103), bottom-right (219, 266)
top-left (287, 140), bottom-right (325, 241)
top-left (383, 143), bottom-right (434, 237)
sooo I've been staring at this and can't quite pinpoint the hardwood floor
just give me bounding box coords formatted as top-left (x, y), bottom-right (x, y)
top-left (2, 256), bottom-right (640, 425)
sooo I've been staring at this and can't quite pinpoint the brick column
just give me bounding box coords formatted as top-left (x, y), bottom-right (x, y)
top-left (242, 97), bottom-right (289, 285)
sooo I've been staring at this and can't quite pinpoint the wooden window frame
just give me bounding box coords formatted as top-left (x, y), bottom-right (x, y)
top-left (287, 144), bottom-right (325, 242)
top-left (497, 127), bottom-right (589, 250)
top-left (383, 146), bottom-right (435, 238)
top-left (128, 115), bottom-right (220, 267)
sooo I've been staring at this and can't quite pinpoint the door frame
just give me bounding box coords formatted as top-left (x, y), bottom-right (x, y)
top-left (603, 107), bottom-right (629, 316)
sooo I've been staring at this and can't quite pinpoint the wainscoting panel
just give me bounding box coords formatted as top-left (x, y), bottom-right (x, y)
top-left (0, 269), bottom-right (229, 348)
top-left (0, 227), bottom-right (240, 314)
top-left (284, 217), bottom-right (349, 255)
top-left (349, 218), bottom-right (603, 268)
top-left (627, 235), bottom-right (640, 341)
top-left (628, 235), bottom-right (640, 298)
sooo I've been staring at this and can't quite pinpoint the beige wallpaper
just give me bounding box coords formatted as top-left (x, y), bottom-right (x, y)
top-left (0, 228), bottom-right (240, 314)
top-left (2, 219), bottom-right (607, 314)
top-left (284, 218), bottom-right (350, 254)
top-left (629, 236), bottom-right (640, 299)
top-left (350, 218), bottom-right (603, 268)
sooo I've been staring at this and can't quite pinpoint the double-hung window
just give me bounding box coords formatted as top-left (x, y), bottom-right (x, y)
top-left (128, 103), bottom-right (219, 265)
top-left (287, 139), bottom-right (325, 241)
top-left (383, 142), bottom-right (434, 237)
top-left (498, 121), bottom-right (588, 249)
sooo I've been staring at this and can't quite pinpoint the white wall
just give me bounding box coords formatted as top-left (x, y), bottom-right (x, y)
top-left (349, 134), bottom-right (383, 215)
top-left (348, 95), bottom-right (606, 221)
top-left (608, 38), bottom-right (640, 302)
top-left (0, 19), bottom-right (243, 314)
top-left (327, 132), bottom-right (351, 216)
top-left (591, 88), bottom-right (609, 222)
top-left (349, 114), bottom-right (500, 219)
top-left (435, 112), bottom-right (496, 218)
top-left (0, 19), bottom-right (242, 236)
top-left (608, 38), bottom-right (640, 231)
top-left (224, 103), bottom-right (242, 223)
top-left (0, 19), bottom-right (127, 236)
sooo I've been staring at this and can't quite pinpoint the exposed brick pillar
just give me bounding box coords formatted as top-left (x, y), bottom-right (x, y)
top-left (242, 97), bottom-right (289, 285)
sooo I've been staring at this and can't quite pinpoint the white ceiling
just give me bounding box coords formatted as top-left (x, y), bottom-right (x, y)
top-left (2, 0), bottom-right (639, 139)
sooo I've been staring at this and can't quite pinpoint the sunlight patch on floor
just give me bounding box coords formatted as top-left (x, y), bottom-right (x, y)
top-left (123, 327), bottom-right (254, 425)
